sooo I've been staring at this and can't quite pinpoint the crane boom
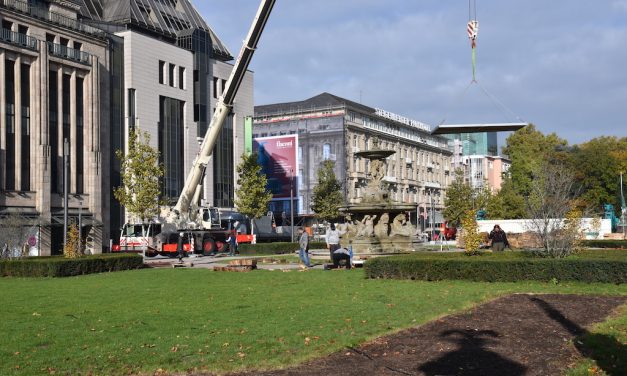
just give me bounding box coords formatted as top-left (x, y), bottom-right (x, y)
top-left (173, 0), bottom-right (276, 218)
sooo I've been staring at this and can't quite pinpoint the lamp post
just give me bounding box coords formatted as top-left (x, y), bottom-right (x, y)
top-left (78, 200), bottom-right (82, 255)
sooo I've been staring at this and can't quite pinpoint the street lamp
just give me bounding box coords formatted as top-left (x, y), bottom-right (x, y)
top-left (63, 138), bottom-right (69, 248)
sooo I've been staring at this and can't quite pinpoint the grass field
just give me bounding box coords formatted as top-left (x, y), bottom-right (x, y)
top-left (1, 267), bottom-right (626, 375)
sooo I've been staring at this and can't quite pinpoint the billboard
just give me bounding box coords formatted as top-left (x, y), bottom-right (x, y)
top-left (253, 135), bottom-right (298, 199)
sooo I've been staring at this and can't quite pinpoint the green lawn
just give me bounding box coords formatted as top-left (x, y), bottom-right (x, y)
top-left (1, 268), bottom-right (625, 376)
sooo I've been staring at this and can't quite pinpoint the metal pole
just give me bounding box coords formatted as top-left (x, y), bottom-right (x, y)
top-left (621, 172), bottom-right (625, 239)
top-left (78, 200), bottom-right (82, 255)
top-left (430, 190), bottom-right (435, 242)
top-left (290, 169), bottom-right (295, 243)
top-left (63, 138), bottom-right (69, 248)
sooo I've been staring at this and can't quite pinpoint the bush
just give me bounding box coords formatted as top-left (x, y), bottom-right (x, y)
top-left (0, 253), bottom-right (144, 278)
top-left (364, 252), bottom-right (627, 283)
top-left (238, 242), bottom-right (327, 255)
top-left (582, 240), bottom-right (626, 249)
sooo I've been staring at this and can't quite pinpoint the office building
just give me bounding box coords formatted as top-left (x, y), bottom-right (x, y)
top-left (254, 92), bottom-right (453, 231)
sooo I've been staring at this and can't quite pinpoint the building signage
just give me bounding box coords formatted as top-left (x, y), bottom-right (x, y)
top-left (253, 135), bottom-right (298, 198)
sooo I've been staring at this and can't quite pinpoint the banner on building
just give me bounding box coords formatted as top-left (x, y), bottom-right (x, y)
top-left (253, 135), bottom-right (298, 198)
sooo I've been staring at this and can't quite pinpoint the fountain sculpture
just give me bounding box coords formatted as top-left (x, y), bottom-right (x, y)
top-left (338, 137), bottom-right (420, 254)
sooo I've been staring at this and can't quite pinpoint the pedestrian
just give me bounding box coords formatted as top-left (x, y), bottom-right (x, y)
top-left (331, 247), bottom-right (351, 269)
top-left (298, 227), bottom-right (311, 267)
top-left (326, 223), bottom-right (340, 260)
top-left (227, 221), bottom-right (239, 256)
top-left (488, 224), bottom-right (509, 252)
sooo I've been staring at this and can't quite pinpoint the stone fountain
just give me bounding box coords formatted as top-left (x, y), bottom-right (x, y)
top-left (338, 137), bottom-right (420, 254)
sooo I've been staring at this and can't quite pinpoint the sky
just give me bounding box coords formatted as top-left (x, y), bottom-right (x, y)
top-left (198, 0), bottom-right (627, 147)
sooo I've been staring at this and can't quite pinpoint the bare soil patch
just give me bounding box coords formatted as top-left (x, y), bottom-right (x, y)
top-left (223, 294), bottom-right (626, 376)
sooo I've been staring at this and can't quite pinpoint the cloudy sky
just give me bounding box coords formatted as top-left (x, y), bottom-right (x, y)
top-left (198, 0), bottom-right (627, 146)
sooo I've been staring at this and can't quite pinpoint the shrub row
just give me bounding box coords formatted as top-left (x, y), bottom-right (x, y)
top-left (582, 239), bottom-right (626, 249)
top-left (238, 242), bottom-right (326, 255)
top-left (0, 253), bottom-right (144, 278)
top-left (364, 255), bottom-right (627, 283)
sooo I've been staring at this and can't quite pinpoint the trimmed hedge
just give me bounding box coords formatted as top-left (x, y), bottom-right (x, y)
top-left (582, 239), bottom-right (626, 249)
top-left (0, 253), bottom-right (144, 278)
top-left (364, 253), bottom-right (627, 283)
top-left (238, 242), bottom-right (327, 255)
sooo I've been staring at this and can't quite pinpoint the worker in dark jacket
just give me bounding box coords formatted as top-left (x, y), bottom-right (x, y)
top-left (489, 224), bottom-right (509, 252)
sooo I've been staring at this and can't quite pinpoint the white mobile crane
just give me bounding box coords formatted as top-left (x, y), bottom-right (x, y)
top-left (115, 0), bottom-right (276, 257)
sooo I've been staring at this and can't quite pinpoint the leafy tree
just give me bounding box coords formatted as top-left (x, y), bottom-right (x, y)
top-left (443, 169), bottom-right (492, 225)
top-left (114, 129), bottom-right (164, 229)
top-left (571, 136), bottom-right (627, 213)
top-left (460, 209), bottom-right (482, 255)
top-left (486, 176), bottom-right (526, 219)
top-left (311, 160), bottom-right (344, 222)
top-left (63, 222), bottom-right (82, 259)
top-left (234, 153), bottom-right (273, 235)
top-left (502, 124), bottom-right (568, 197)
top-left (443, 169), bottom-right (473, 226)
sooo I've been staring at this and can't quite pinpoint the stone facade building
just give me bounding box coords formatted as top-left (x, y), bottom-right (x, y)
top-left (254, 93), bottom-right (453, 232)
top-left (0, 0), bottom-right (110, 255)
top-left (0, 0), bottom-right (252, 255)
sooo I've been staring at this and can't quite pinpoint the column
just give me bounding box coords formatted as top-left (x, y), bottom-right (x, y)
top-left (70, 69), bottom-right (76, 193)
top-left (37, 43), bottom-right (52, 257)
top-left (0, 49), bottom-right (5, 189)
top-left (14, 56), bottom-right (21, 190)
top-left (57, 68), bottom-right (63, 194)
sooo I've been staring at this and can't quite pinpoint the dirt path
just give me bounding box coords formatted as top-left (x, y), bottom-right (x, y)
top-left (222, 294), bottom-right (626, 376)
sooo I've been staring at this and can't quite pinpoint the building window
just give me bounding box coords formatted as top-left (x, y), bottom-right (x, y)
top-left (159, 96), bottom-right (185, 201)
top-left (20, 64), bottom-right (31, 191)
top-left (76, 77), bottom-right (84, 194)
top-left (128, 88), bottom-right (136, 127)
top-left (49, 71), bottom-right (59, 193)
top-left (4, 60), bottom-right (15, 191)
top-left (178, 67), bottom-right (185, 89)
top-left (214, 113), bottom-right (234, 208)
top-left (158, 60), bottom-right (165, 84)
top-left (62, 74), bottom-right (71, 191)
top-left (323, 143), bottom-right (331, 160)
top-left (212, 77), bottom-right (219, 98)
top-left (169, 63), bottom-right (175, 87)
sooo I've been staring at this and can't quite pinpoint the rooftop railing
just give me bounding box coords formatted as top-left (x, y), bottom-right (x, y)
top-left (0, 28), bottom-right (38, 50)
top-left (1, 0), bottom-right (105, 37)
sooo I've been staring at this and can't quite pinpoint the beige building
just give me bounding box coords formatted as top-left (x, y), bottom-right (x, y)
top-left (254, 93), bottom-right (453, 232)
top-left (0, 0), bottom-right (110, 255)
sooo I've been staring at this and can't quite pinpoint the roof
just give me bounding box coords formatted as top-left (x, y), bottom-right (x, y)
top-left (75, 0), bottom-right (232, 59)
top-left (431, 122), bottom-right (528, 135)
top-left (255, 92), bottom-right (376, 117)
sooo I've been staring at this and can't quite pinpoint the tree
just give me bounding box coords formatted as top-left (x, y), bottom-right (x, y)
top-left (234, 153), bottom-right (273, 235)
top-left (114, 129), bottom-right (164, 229)
top-left (571, 136), bottom-right (627, 213)
top-left (311, 160), bottom-right (344, 222)
top-left (526, 162), bottom-right (584, 258)
top-left (443, 169), bottom-right (473, 226)
top-left (502, 124), bottom-right (568, 197)
top-left (443, 169), bottom-right (492, 225)
top-left (486, 176), bottom-right (526, 219)
top-left (63, 222), bottom-right (82, 259)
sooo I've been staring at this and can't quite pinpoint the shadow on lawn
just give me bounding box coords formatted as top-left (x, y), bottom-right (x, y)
top-left (531, 297), bottom-right (626, 376)
top-left (418, 329), bottom-right (527, 376)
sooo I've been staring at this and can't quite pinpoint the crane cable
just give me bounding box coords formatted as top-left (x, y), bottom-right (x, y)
top-left (467, 0), bottom-right (479, 82)
top-left (438, 0), bottom-right (524, 125)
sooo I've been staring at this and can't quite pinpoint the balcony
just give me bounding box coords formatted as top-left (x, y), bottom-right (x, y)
top-left (47, 42), bottom-right (91, 65)
top-left (1, 0), bottom-right (104, 37)
top-left (0, 28), bottom-right (37, 50)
